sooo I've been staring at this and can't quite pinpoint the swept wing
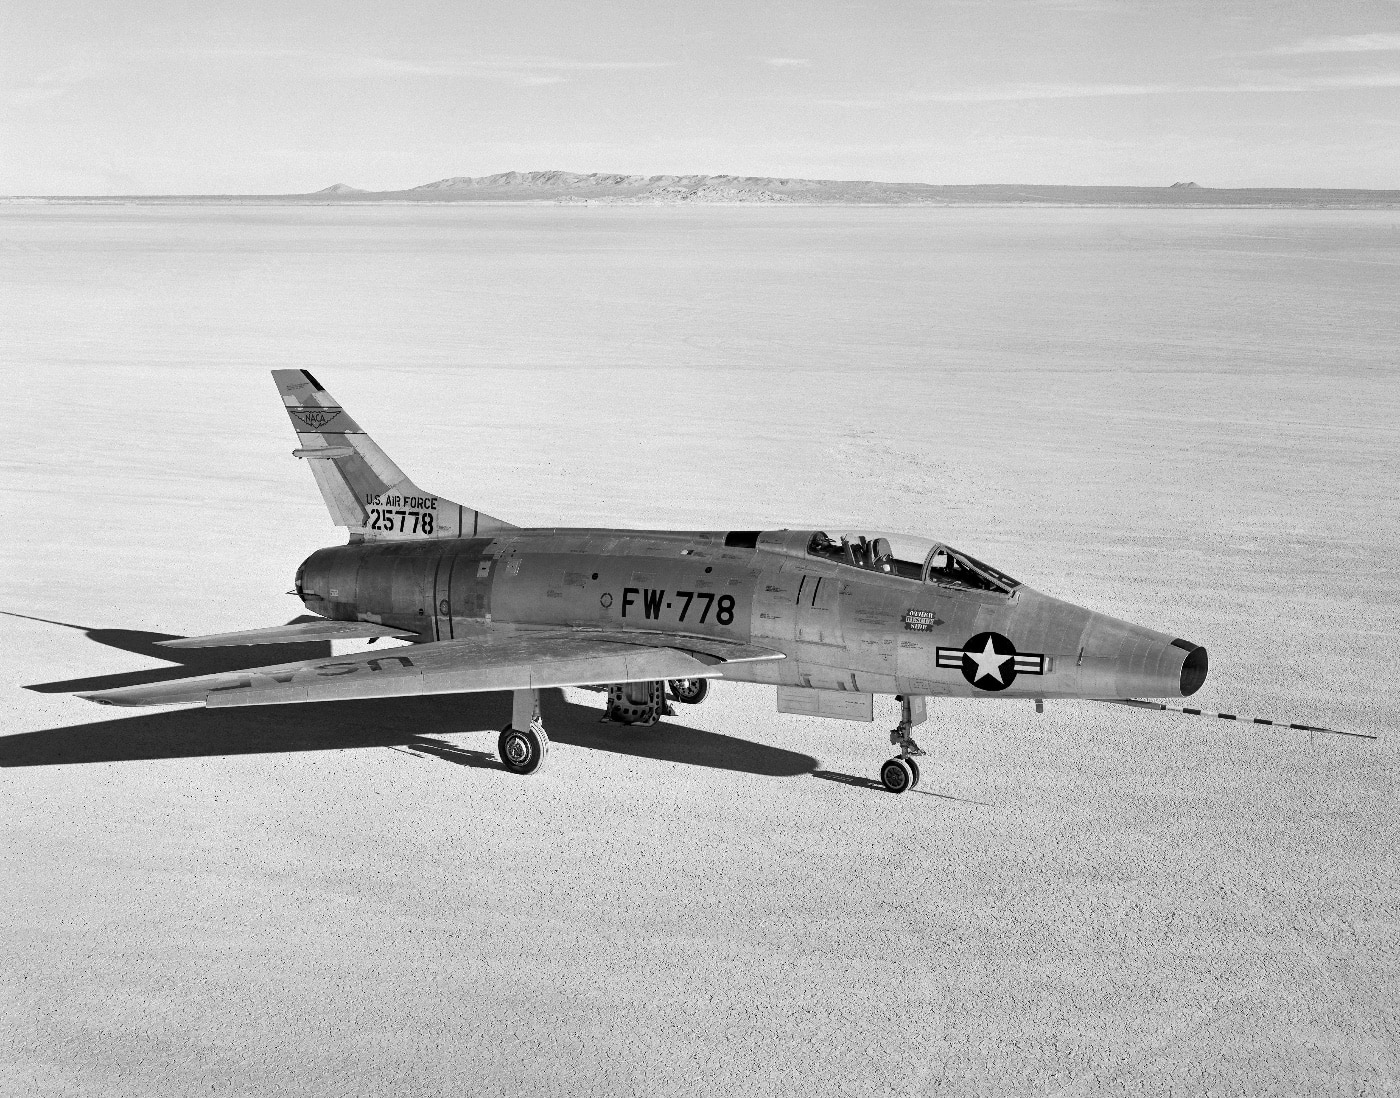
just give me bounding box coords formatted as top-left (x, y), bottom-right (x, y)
top-left (156, 621), bottom-right (419, 648)
top-left (78, 631), bottom-right (782, 709)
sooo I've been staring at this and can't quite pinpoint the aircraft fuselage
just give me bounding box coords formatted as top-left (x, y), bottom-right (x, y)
top-left (295, 528), bottom-right (1206, 702)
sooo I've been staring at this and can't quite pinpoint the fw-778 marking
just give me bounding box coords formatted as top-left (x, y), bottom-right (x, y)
top-left (621, 588), bottom-right (736, 624)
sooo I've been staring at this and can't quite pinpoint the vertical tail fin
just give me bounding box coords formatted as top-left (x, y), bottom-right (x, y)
top-left (272, 370), bottom-right (514, 541)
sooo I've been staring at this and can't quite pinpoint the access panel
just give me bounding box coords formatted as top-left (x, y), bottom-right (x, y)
top-left (775, 685), bottom-right (874, 722)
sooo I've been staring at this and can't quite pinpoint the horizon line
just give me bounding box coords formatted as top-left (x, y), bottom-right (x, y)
top-left (6, 173), bottom-right (1400, 199)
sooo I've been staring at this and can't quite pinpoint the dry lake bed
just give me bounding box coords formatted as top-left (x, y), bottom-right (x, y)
top-left (2, 204), bottom-right (1397, 1096)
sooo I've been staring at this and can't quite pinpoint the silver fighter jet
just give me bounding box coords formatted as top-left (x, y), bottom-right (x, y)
top-left (81, 370), bottom-right (1208, 793)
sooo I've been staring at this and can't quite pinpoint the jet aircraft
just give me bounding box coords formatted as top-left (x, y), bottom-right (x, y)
top-left (81, 370), bottom-right (1214, 793)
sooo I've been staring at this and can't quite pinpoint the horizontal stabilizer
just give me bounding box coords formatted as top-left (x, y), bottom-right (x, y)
top-left (79, 630), bottom-right (783, 708)
top-left (156, 621), bottom-right (419, 649)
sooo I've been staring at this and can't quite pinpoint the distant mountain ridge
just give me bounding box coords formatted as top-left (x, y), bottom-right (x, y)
top-left (11, 172), bottom-right (1400, 207)
top-left (301, 172), bottom-right (1400, 208)
top-left (397, 171), bottom-right (907, 203)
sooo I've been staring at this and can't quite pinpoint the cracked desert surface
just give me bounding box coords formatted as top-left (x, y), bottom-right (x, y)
top-left (3, 205), bottom-right (1396, 1096)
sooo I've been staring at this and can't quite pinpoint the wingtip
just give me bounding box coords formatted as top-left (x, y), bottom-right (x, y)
top-left (74, 688), bottom-right (201, 708)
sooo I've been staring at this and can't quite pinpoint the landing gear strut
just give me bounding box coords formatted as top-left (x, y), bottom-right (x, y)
top-left (498, 688), bottom-right (549, 775)
top-left (880, 694), bottom-right (928, 794)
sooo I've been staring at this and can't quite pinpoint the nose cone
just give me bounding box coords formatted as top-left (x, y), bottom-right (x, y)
top-left (1075, 613), bottom-right (1210, 699)
top-left (1176, 640), bottom-right (1208, 696)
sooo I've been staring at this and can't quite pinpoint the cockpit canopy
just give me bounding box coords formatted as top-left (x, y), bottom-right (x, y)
top-left (806, 530), bottom-right (1020, 593)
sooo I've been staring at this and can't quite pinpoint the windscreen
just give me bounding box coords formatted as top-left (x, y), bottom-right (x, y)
top-left (808, 530), bottom-right (1020, 592)
top-left (925, 545), bottom-right (1020, 592)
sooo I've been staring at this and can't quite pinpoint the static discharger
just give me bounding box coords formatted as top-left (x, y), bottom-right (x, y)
top-left (1106, 699), bottom-right (1376, 741)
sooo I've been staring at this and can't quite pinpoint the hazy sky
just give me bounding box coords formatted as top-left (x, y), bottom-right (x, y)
top-left (5, 0), bottom-right (1400, 192)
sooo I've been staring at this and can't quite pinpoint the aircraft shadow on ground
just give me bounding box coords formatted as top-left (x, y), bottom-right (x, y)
top-left (2, 613), bottom-right (818, 778)
top-left (9, 611), bottom-right (340, 694)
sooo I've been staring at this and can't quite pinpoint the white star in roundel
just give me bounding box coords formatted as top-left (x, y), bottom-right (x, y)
top-left (965, 636), bottom-right (1012, 683)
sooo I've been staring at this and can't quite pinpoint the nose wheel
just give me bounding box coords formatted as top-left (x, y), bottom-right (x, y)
top-left (880, 756), bottom-right (921, 793)
top-left (881, 694), bottom-right (928, 794)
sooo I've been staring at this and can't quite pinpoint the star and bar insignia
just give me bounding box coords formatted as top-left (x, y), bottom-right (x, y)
top-left (936, 631), bottom-right (1046, 692)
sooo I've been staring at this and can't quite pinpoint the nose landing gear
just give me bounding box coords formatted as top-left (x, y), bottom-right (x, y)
top-left (880, 694), bottom-right (928, 794)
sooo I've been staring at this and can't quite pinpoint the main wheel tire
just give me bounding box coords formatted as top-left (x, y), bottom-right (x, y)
top-left (668, 678), bottom-right (709, 705)
top-left (906, 759), bottom-right (921, 789)
top-left (880, 757), bottom-right (914, 794)
top-left (498, 724), bottom-right (548, 775)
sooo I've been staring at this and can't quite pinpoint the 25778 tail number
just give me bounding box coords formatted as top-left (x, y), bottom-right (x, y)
top-left (368, 508), bottom-right (435, 534)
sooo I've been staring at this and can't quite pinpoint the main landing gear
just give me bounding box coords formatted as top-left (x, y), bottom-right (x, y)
top-left (498, 688), bottom-right (549, 775)
top-left (667, 677), bottom-right (709, 705)
top-left (880, 694), bottom-right (929, 794)
top-left (496, 677), bottom-right (708, 774)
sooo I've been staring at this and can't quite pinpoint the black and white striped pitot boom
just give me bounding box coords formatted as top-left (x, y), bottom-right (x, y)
top-left (1107, 699), bottom-right (1375, 740)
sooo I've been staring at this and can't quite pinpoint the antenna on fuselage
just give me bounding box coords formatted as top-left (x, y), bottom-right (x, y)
top-left (1103, 699), bottom-right (1376, 741)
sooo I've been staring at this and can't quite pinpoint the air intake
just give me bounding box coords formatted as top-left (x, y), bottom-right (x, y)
top-left (1177, 644), bottom-right (1208, 696)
